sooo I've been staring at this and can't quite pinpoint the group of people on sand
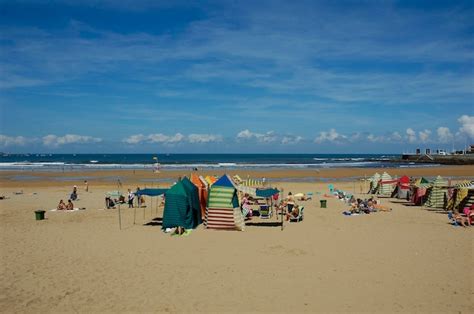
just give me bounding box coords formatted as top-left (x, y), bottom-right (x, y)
top-left (346, 196), bottom-right (392, 215)
top-left (451, 205), bottom-right (474, 227)
top-left (57, 199), bottom-right (74, 210)
top-left (239, 191), bottom-right (303, 221)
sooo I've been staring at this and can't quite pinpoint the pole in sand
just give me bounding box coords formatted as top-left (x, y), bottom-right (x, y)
top-left (117, 179), bottom-right (122, 230)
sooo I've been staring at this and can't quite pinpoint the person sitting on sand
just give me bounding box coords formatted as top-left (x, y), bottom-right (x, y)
top-left (241, 193), bottom-right (252, 218)
top-left (118, 195), bottom-right (125, 204)
top-left (452, 212), bottom-right (469, 227)
top-left (286, 204), bottom-right (300, 221)
top-left (105, 197), bottom-right (115, 209)
top-left (66, 199), bottom-right (74, 210)
top-left (461, 206), bottom-right (474, 226)
top-left (367, 199), bottom-right (376, 213)
top-left (57, 199), bottom-right (67, 210)
top-left (286, 192), bottom-right (295, 213)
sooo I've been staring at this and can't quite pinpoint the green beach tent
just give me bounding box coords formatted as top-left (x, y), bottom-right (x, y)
top-left (424, 176), bottom-right (448, 208)
top-left (162, 177), bottom-right (202, 230)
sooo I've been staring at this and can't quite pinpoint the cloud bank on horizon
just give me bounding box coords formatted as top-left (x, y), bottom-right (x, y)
top-left (0, 0), bottom-right (473, 153)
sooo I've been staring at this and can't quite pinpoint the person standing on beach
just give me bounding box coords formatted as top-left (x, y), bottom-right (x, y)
top-left (84, 180), bottom-right (89, 192)
top-left (70, 186), bottom-right (78, 201)
top-left (128, 189), bottom-right (135, 208)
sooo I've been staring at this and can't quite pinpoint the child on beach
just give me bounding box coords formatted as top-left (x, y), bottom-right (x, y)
top-left (128, 189), bottom-right (134, 208)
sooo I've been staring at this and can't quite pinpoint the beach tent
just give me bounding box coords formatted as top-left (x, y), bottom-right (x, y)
top-left (205, 175), bottom-right (218, 186)
top-left (368, 173), bottom-right (381, 194)
top-left (446, 181), bottom-right (474, 211)
top-left (136, 188), bottom-right (168, 197)
top-left (106, 191), bottom-right (122, 198)
top-left (191, 173), bottom-right (208, 220)
top-left (236, 184), bottom-right (257, 197)
top-left (391, 175), bottom-right (410, 199)
top-left (241, 178), bottom-right (264, 187)
top-left (135, 188), bottom-right (168, 224)
top-left (162, 178), bottom-right (202, 230)
top-left (410, 177), bottom-right (431, 205)
top-left (377, 172), bottom-right (396, 196)
top-left (206, 174), bottom-right (245, 231)
top-left (424, 176), bottom-right (448, 208)
top-left (256, 188), bottom-right (280, 198)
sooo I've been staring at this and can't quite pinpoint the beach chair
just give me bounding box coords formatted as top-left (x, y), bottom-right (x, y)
top-left (289, 206), bottom-right (304, 222)
top-left (259, 205), bottom-right (272, 219)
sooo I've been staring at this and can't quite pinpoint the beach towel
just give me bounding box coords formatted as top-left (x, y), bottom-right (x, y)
top-left (50, 208), bottom-right (84, 212)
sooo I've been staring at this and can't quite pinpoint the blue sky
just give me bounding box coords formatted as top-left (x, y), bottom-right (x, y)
top-left (0, 0), bottom-right (473, 153)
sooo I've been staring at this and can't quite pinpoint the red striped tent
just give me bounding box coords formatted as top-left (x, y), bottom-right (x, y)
top-left (206, 174), bottom-right (244, 231)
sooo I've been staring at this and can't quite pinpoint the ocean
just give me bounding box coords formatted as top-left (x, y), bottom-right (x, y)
top-left (0, 153), bottom-right (434, 171)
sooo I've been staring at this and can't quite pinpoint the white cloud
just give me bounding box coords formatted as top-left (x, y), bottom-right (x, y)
top-left (148, 133), bottom-right (184, 143)
top-left (418, 129), bottom-right (431, 143)
top-left (281, 135), bottom-right (303, 145)
top-left (188, 134), bottom-right (222, 143)
top-left (367, 134), bottom-right (384, 143)
top-left (390, 132), bottom-right (403, 142)
top-left (42, 134), bottom-right (102, 147)
top-left (0, 135), bottom-right (29, 146)
top-left (236, 129), bottom-right (254, 140)
top-left (315, 129), bottom-right (347, 144)
top-left (458, 115), bottom-right (474, 138)
top-left (123, 133), bottom-right (185, 144)
top-left (437, 127), bottom-right (453, 143)
top-left (236, 129), bottom-right (277, 143)
top-left (406, 128), bottom-right (417, 143)
top-left (123, 134), bottom-right (147, 144)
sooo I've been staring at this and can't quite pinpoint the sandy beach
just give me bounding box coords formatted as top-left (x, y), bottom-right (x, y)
top-left (0, 167), bottom-right (472, 313)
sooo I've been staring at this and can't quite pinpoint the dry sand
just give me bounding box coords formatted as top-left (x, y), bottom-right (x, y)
top-left (0, 168), bottom-right (473, 313)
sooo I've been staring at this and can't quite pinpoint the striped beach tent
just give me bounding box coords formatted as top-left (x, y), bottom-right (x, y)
top-left (241, 178), bottom-right (263, 187)
top-left (446, 180), bottom-right (474, 211)
top-left (410, 177), bottom-right (431, 205)
top-left (424, 176), bottom-right (448, 208)
top-left (206, 174), bottom-right (245, 231)
top-left (377, 172), bottom-right (395, 196)
top-left (191, 173), bottom-right (208, 220)
top-left (162, 177), bottom-right (202, 230)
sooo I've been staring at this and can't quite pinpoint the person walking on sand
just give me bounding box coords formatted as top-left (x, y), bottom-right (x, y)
top-left (128, 189), bottom-right (135, 208)
top-left (84, 180), bottom-right (89, 192)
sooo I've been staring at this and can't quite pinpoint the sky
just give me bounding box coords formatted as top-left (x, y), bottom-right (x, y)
top-left (0, 0), bottom-right (473, 154)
